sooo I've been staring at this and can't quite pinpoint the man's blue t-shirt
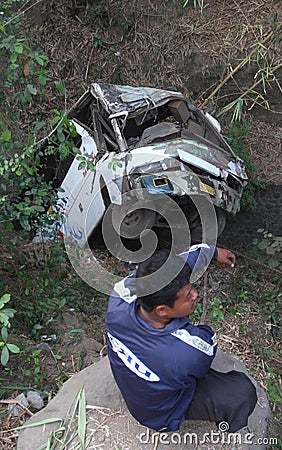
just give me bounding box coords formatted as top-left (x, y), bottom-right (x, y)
top-left (106, 244), bottom-right (218, 431)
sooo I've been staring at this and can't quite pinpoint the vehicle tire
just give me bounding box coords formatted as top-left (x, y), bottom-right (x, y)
top-left (187, 207), bottom-right (226, 243)
top-left (215, 207), bottom-right (226, 237)
top-left (118, 206), bottom-right (156, 240)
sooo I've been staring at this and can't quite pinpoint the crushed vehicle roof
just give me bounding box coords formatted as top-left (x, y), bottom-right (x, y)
top-left (87, 83), bottom-right (186, 115)
top-left (69, 83), bottom-right (247, 182)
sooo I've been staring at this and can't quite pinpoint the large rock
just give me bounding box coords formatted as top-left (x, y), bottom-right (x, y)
top-left (17, 350), bottom-right (270, 450)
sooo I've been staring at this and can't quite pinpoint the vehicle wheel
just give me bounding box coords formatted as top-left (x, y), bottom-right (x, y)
top-left (188, 214), bottom-right (203, 244)
top-left (215, 207), bottom-right (226, 237)
top-left (118, 207), bottom-right (156, 240)
top-left (188, 207), bottom-right (226, 243)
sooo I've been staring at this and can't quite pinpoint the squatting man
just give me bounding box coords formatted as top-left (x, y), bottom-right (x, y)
top-left (106, 244), bottom-right (257, 433)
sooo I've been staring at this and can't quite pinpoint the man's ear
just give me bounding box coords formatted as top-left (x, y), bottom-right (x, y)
top-left (154, 305), bottom-right (170, 318)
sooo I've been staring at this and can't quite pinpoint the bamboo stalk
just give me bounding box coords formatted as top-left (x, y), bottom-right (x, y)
top-left (200, 30), bottom-right (275, 109)
top-left (217, 62), bottom-right (282, 117)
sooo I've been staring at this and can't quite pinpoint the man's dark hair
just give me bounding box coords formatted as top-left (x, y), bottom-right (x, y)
top-left (136, 250), bottom-right (192, 312)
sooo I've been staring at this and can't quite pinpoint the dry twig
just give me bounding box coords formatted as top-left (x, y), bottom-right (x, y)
top-left (0, 400), bottom-right (33, 417)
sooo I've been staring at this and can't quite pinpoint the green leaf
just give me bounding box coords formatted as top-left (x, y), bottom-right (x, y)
top-left (87, 161), bottom-right (95, 171)
top-left (33, 121), bottom-right (46, 133)
top-left (51, 116), bottom-right (61, 127)
top-left (218, 310), bottom-right (224, 320)
top-left (57, 130), bottom-right (65, 143)
top-left (7, 343), bottom-right (20, 354)
top-left (27, 84), bottom-right (37, 95)
top-left (23, 206), bottom-right (35, 214)
top-left (23, 165), bottom-right (34, 176)
top-left (78, 161), bottom-right (85, 170)
top-left (69, 329), bottom-right (86, 334)
top-left (0, 294), bottom-right (11, 309)
top-left (37, 188), bottom-right (49, 196)
top-left (0, 313), bottom-right (9, 326)
top-left (14, 43), bottom-right (23, 53)
top-left (32, 205), bottom-right (46, 212)
top-left (1, 130), bottom-right (11, 142)
top-left (4, 221), bottom-right (14, 232)
top-left (270, 11), bottom-right (277, 26)
top-left (3, 308), bottom-right (16, 318)
top-left (54, 81), bottom-right (65, 96)
top-left (69, 125), bottom-right (78, 138)
top-left (38, 74), bottom-right (47, 86)
top-left (266, 246), bottom-right (276, 255)
top-left (10, 53), bottom-right (17, 63)
top-left (35, 54), bottom-right (48, 66)
top-left (268, 259), bottom-right (280, 268)
top-left (9, 63), bottom-right (19, 70)
top-left (1, 346), bottom-right (9, 366)
top-left (19, 219), bottom-right (31, 231)
top-left (257, 240), bottom-right (268, 250)
top-left (1, 327), bottom-right (8, 342)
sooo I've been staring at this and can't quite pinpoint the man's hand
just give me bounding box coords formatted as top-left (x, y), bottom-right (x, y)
top-left (216, 247), bottom-right (236, 267)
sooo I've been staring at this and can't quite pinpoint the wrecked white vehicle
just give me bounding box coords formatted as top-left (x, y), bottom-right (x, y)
top-left (42, 83), bottom-right (247, 246)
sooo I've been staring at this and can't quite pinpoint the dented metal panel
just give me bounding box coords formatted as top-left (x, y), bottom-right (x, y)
top-left (90, 83), bottom-right (185, 116)
top-left (40, 83), bottom-right (248, 245)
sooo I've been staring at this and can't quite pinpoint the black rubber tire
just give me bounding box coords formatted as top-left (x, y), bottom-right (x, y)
top-left (119, 207), bottom-right (156, 239)
top-left (187, 207), bottom-right (226, 243)
top-left (215, 207), bottom-right (226, 237)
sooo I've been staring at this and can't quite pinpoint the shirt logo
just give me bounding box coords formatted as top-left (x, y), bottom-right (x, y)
top-left (113, 276), bottom-right (137, 303)
top-left (171, 329), bottom-right (217, 356)
top-left (107, 332), bottom-right (160, 382)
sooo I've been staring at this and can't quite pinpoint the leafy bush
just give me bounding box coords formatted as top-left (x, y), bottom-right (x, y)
top-left (0, 114), bottom-right (78, 233)
top-left (253, 229), bottom-right (282, 271)
top-left (0, 4), bottom-right (79, 234)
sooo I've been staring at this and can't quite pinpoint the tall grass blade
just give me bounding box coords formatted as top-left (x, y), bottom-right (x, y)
top-left (55, 386), bottom-right (83, 449)
top-left (78, 387), bottom-right (86, 449)
top-left (232, 98), bottom-right (243, 122)
top-left (4, 417), bottom-right (62, 433)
